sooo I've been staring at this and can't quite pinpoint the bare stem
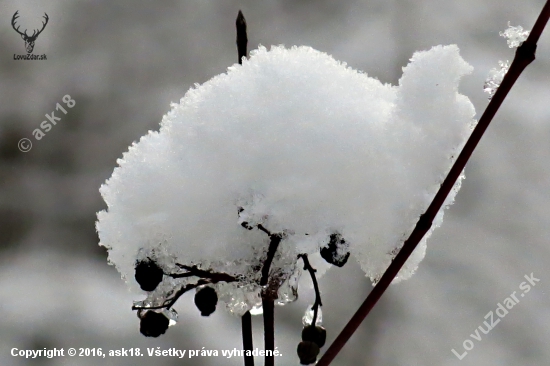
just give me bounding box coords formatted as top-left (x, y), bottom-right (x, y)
top-left (236, 10), bottom-right (248, 64)
top-left (242, 311), bottom-right (254, 366)
top-left (170, 264), bottom-right (238, 283)
top-left (132, 280), bottom-right (209, 310)
top-left (262, 297), bottom-right (275, 366)
top-left (260, 231), bottom-right (283, 287)
top-left (316, 2), bottom-right (550, 365)
top-left (298, 254), bottom-right (323, 325)
top-left (254, 224), bottom-right (282, 366)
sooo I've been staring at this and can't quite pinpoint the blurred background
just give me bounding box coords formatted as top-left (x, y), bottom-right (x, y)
top-left (0, 0), bottom-right (549, 365)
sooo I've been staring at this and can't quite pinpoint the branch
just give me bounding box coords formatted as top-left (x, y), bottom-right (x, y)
top-left (298, 254), bottom-right (323, 325)
top-left (242, 311), bottom-right (254, 366)
top-left (171, 264), bottom-right (238, 283)
top-left (316, 2), bottom-right (550, 365)
top-left (236, 10), bottom-right (248, 64)
top-left (132, 280), bottom-right (209, 310)
top-left (133, 266), bottom-right (237, 311)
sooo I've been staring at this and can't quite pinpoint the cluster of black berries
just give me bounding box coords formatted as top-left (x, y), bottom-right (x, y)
top-left (134, 259), bottom-right (220, 337)
top-left (297, 324), bottom-right (327, 365)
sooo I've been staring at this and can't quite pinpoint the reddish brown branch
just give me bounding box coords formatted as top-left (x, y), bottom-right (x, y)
top-left (316, 2), bottom-right (550, 364)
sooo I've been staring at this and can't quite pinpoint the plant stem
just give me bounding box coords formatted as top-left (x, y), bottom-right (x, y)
top-left (260, 231), bottom-right (283, 287)
top-left (236, 10), bottom-right (248, 64)
top-left (316, 2), bottom-right (550, 365)
top-left (262, 297), bottom-right (275, 366)
top-left (298, 254), bottom-right (322, 325)
top-left (242, 311), bottom-right (254, 366)
top-left (258, 227), bottom-right (282, 366)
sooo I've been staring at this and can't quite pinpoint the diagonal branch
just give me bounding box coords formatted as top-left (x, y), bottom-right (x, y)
top-left (316, 2), bottom-right (550, 365)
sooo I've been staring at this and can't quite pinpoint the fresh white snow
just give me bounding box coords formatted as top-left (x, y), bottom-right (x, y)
top-left (97, 44), bottom-right (475, 315)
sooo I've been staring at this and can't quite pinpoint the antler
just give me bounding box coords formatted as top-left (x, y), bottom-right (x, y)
top-left (11, 11), bottom-right (49, 39)
top-left (29, 13), bottom-right (49, 39)
top-left (11, 11), bottom-right (27, 37)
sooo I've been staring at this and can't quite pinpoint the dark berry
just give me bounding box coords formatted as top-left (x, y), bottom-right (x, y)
top-left (139, 310), bottom-right (169, 337)
top-left (320, 233), bottom-right (350, 267)
top-left (297, 341), bottom-right (320, 365)
top-left (135, 259), bottom-right (164, 292)
top-left (194, 286), bottom-right (218, 316)
top-left (302, 325), bottom-right (326, 348)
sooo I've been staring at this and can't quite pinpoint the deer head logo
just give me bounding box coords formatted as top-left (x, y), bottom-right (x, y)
top-left (11, 11), bottom-right (49, 54)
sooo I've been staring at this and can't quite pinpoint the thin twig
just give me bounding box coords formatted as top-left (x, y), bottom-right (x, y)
top-left (242, 311), bottom-right (254, 366)
top-left (236, 10), bottom-right (248, 64)
top-left (262, 297), bottom-right (275, 366)
top-left (132, 280), bottom-right (209, 310)
top-left (133, 266), bottom-right (237, 311)
top-left (170, 264), bottom-right (238, 283)
top-left (298, 254), bottom-right (323, 325)
top-left (317, 2), bottom-right (550, 365)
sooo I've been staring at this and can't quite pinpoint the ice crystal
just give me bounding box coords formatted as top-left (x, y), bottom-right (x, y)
top-left (500, 22), bottom-right (530, 48)
top-left (483, 60), bottom-right (510, 100)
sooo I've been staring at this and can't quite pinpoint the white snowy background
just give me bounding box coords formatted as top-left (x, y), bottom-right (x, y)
top-left (0, 1), bottom-right (549, 365)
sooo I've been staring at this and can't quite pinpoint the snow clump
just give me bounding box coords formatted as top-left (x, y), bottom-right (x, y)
top-left (97, 44), bottom-right (475, 315)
